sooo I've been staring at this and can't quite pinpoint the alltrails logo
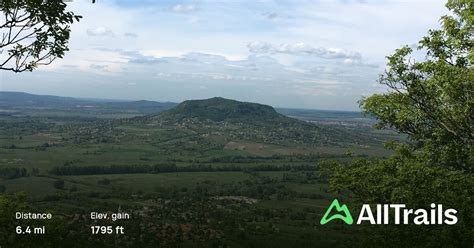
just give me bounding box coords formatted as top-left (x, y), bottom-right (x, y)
top-left (320, 199), bottom-right (458, 225)
top-left (320, 199), bottom-right (353, 225)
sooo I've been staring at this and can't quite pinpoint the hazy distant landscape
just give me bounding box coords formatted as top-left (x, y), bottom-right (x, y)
top-left (0, 91), bottom-right (400, 247)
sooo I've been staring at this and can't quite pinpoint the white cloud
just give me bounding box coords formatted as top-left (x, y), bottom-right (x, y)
top-left (343, 58), bottom-right (379, 68)
top-left (124, 32), bottom-right (138, 38)
top-left (90, 64), bottom-right (108, 70)
top-left (172, 4), bottom-right (195, 13)
top-left (247, 41), bottom-right (362, 60)
top-left (120, 51), bottom-right (167, 64)
top-left (86, 27), bottom-right (114, 36)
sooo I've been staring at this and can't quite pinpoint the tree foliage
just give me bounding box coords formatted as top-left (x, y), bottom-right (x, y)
top-left (0, 0), bottom-right (81, 72)
top-left (360, 0), bottom-right (473, 171)
top-left (324, 0), bottom-right (474, 246)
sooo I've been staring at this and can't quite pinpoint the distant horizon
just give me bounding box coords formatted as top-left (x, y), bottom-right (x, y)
top-left (0, 90), bottom-right (363, 113)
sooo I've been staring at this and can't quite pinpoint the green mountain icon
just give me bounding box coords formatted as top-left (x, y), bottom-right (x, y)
top-left (320, 199), bottom-right (353, 225)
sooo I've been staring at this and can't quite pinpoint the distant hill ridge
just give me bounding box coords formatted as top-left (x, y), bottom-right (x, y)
top-left (0, 91), bottom-right (177, 114)
top-left (159, 97), bottom-right (288, 122)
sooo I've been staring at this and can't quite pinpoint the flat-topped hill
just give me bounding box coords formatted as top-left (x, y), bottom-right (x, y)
top-left (158, 97), bottom-right (288, 122)
top-left (131, 97), bottom-right (375, 147)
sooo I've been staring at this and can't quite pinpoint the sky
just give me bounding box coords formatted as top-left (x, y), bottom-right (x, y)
top-left (0, 0), bottom-right (447, 111)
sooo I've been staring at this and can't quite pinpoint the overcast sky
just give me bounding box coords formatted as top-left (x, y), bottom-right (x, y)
top-left (0, 0), bottom-right (447, 110)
